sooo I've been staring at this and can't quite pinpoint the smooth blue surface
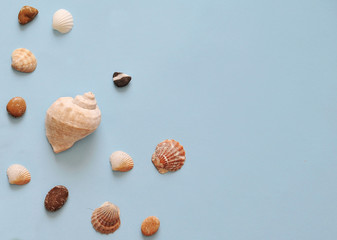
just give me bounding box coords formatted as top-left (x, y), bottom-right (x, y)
top-left (0, 0), bottom-right (337, 239)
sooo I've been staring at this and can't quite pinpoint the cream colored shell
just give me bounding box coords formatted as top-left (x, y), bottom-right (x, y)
top-left (91, 202), bottom-right (121, 234)
top-left (7, 164), bottom-right (31, 185)
top-left (52, 9), bottom-right (73, 33)
top-left (45, 92), bottom-right (101, 153)
top-left (110, 151), bottom-right (134, 172)
top-left (11, 48), bottom-right (37, 73)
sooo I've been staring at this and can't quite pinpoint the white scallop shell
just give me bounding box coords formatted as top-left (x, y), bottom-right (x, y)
top-left (110, 151), bottom-right (134, 172)
top-left (52, 9), bottom-right (73, 34)
top-left (7, 164), bottom-right (31, 185)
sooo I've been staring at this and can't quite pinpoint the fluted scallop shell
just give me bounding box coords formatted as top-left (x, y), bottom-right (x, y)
top-left (151, 139), bottom-right (186, 174)
top-left (7, 164), bottom-right (31, 185)
top-left (11, 48), bottom-right (37, 73)
top-left (45, 92), bottom-right (101, 153)
top-left (91, 202), bottom-right (121, 234)
top-left (52, 9), bottom-right (73, 33)
top-left (110, 151), bottom-right (134, 172)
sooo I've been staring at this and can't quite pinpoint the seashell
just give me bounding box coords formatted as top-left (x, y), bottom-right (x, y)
top-left (91, 202), bottom-right (121, 234)
top-left (45, 92), bottom-right (101, 153)
top-left (7, 164), bottom-right (31, 185)
top-left (113, 72), bottom-right (132, 87)
top-left (109, 151), bottom-right (134, 172)
top-left (141, 216), bottom-right (160, 236)
top-left (44, 185), bottom-right (69, 212)
top-left (6, 96), bottom-right (26, 118)
top-left (11, 48), bottom-right (37, 73)
top-left (18, 6), bottom-right (38, 25)
top-left (151, 139), bottom-right (186, 174)
top-left (52, 9), bottom-right (73, 33)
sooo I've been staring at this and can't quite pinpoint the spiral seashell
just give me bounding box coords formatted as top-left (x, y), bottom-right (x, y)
top-left (7, 164), bottom-right (31, 185)
top-left (110, 151), bottom-right (134, 172)
top-left (52, 9), bottom-right (73, 33)
top-left (45, 92), bottom-right (101, 153)
top-left (91, 202), bottom-right (121, 234)
top-left (11, 48), bottom-right (37, 73)
top-left (151, 139), bottom-right (186, 174)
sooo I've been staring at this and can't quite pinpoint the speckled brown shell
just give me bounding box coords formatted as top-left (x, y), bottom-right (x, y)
top-left (11, 48), bottom-right (37, 73)
top-left (91, 202), bottom-right (121, 234)
top-left (151, 139), bottom-right (186, 174)
top-left (44, 185), bottom-right (69, 212)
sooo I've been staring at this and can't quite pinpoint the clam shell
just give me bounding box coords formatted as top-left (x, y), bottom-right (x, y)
top-left (151, 139), bottom-right (186, 174)
top-left (11, 48), bottom-right (37, 73)
top-left (7, 164), bottom-right (31, 185)
top-left (110, 151), bottom-right (134, 172)
top-left (52, 9), bottom-right (73, 33)
top-left (91, 202), bottom-right (121, 234)
top-left (45, 92), bottom-right (101, 153)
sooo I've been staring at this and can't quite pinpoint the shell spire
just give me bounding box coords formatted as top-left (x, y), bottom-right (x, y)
top-left (91, 202), bottom-right (121, 234)
top-left (45, 92), bottom-right (101, 153)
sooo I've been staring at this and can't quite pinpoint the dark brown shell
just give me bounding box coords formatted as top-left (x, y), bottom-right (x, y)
top-left (91, 202), bottom-right (121, 234)
top-left (151, 139), bottom-right (186, 174)
top-left (44, 185), bottom-right (69, 212)
top-left (18, 6), bottom-right (38, 25)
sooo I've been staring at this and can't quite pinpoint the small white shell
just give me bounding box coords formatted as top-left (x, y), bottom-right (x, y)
top-left (52, 9), bottom-right (73, 33)
top-left (110, 151), bottom-right (134, 172)
top-left (7, 164), bottom-right (31, 185)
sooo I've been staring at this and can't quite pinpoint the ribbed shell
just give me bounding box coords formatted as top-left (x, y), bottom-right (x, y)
top-left (151, 139), bottom-right (186, 174)
top-left (45, 92), bottom-right (101, 153)
top-left (110, 151), bottom-right (134, 172)
top-left (52, 9), bottom-right (73, 33)
top-left (7, 164), bottom-right (31, 185)
top-left (11, 48), bottom-right (37, 73)
top-left (91, 202), bottom-right (121, 234)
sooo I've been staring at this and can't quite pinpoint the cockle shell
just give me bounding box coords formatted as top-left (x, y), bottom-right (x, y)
top-left (110, 151), bottom-right (134, 172)
top-left (91, 202), bottom-right (121, 234)
top-left (52, 9), bottom-right (73, 33)
top-left (11, 48), bottom-right (37, 73)
top-left (45, 92), bottom-right (101, 153)
top-left (151, 139), bottom-right (186, 174)
top-left (7, 164), bottom-right (31, 185)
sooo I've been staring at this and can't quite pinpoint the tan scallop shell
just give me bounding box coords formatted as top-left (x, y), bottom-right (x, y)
top-left (45, 92), bottom-right (101, 153)
top-left (151, 139), bottom-right (186, 174)
top-left (11, 48), bottom-right (37, 73)
top-left (52, 9), bottom-right (73, 33)
top-left (7, 164), bottom-right (31, 185)
top-left (110, 151), bottom-right (134, 172)
top-left (91, 202), bottom-right (121, 234)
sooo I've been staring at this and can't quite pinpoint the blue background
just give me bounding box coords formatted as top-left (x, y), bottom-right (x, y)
top-left (0, 0), bottom-right (337, 239)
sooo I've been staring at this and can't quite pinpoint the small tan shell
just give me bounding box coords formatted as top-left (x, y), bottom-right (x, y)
top-left (91, 202), bottom-right (121, 234)
top-left (141, 216), bottom-right (160, 236)
top-left (11, 48), bottom-right (37, 73)
top-left (110, 151), bottom-right (134, 172)
top-left (7, 164), bottom-right (31, 185)
top-left (151, 139), bottom-right (186, 174)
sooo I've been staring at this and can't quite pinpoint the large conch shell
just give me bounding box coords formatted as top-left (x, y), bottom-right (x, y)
top-left (7, 164), bottom-right (31, 185)
top-left (45, 92), bottom-right (101, 153)
top-left (151, 139), bottom-right (186, 174)
top-left (91, 202), bottom-right (121, 234)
